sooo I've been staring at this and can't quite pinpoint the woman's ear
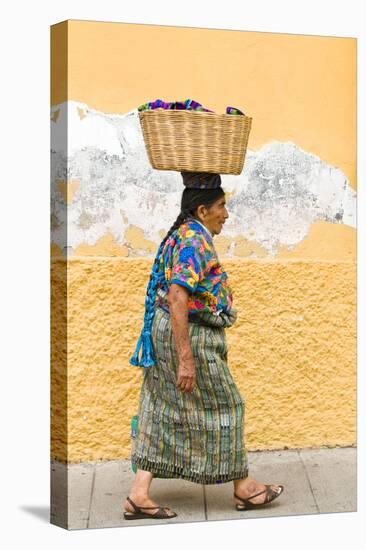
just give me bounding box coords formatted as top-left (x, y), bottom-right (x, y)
top-left (196, 205), bottom-right (206, 220)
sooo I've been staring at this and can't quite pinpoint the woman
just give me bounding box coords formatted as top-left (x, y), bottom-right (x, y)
top-left (124, 171), bottom-right (284, 520)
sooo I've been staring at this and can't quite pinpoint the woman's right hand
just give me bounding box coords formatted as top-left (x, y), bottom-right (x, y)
top-left (168, 284), bottom-right (196, 393)
top-left (176, 357), bottom-right (196, 393)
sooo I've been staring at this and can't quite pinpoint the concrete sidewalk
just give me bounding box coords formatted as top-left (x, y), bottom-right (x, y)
top-left (51, 447), bottom-right (357, 530)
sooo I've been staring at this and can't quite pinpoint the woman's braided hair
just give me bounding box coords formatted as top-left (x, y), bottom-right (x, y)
top-left (130, 185), bottom-right (225, 368)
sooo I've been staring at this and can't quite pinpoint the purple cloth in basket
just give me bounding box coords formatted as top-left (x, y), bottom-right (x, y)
top-left (138, 98), bottom-right (245, 115)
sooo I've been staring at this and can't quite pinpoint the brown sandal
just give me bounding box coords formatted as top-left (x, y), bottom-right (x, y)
top-left (123, 496), bottom-right (178, 520)
top-left (234, 484), bottom-right (284, 511)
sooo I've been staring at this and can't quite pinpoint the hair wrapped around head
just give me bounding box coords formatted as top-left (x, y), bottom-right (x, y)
top-left (181, 171), bottom-right (221, 189)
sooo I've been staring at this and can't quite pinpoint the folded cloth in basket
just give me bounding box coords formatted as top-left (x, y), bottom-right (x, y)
top-left (138, 98), bottom-right (245, 116)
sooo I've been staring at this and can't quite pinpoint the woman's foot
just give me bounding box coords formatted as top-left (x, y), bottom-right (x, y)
top-left (123, 494), bottom-right (176, 518)
top-left (234, 477), bottom-right (283, 507)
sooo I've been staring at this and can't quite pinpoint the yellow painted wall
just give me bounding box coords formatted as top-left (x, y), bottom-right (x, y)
top-left (51, 21), bottom-right (356, 463)
top-left (51, 257), bottom-right (355, 463)
top-left (53, 20), bottom-right (356, 190)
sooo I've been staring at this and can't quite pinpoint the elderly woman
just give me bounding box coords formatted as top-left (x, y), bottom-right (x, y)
top-left (123, 172), bottom-right (284, 520)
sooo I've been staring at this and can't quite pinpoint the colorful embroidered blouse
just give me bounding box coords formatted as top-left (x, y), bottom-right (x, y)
top-left (155, 218), bottom-right (234, 316)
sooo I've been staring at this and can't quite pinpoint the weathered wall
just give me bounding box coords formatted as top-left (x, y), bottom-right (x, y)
top-left (51, 101), bottom-right (356, 260)
top-left (51, 21), bottom-right (356, 463)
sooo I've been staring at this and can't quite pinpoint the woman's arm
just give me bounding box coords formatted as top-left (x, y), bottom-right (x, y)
top-left (168, 283), bottom-right (196, 393)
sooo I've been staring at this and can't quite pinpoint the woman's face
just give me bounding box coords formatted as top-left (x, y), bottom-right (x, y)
top-left (196, 195), bottom-right (229, 236)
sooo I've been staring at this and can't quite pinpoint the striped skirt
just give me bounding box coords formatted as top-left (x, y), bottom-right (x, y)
top-left (131, 305), bottom-right (249, 484)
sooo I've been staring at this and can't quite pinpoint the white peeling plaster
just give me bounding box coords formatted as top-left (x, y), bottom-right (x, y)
top-left (51, 101), bottom-right (356, 257)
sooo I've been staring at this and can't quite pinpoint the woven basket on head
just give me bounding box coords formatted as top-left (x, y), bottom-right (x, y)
top-left (138, 109), bottom-right (252, 175)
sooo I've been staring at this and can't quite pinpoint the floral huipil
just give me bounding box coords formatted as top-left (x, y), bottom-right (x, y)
top-left (155, 218), bottom-right (233, 317)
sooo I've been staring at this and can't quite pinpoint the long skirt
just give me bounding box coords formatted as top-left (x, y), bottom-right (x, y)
top-left (131, 305), bottom-right (249, 484)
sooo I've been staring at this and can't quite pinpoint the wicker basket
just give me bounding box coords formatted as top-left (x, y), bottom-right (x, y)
top-left (138, 109), bottom-right (252, 175)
